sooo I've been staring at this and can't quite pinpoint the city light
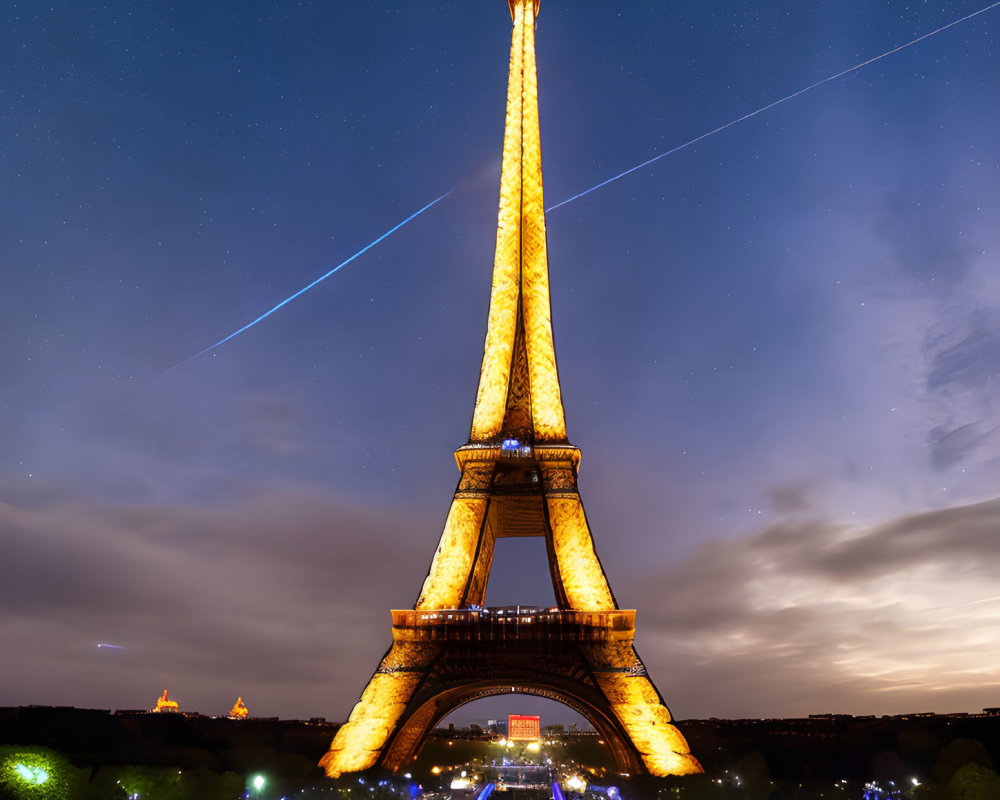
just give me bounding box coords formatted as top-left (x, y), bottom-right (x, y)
top-left (565, 774), bottom-right (587, 792)
top-left (450, 775), bottom-right (473, 790)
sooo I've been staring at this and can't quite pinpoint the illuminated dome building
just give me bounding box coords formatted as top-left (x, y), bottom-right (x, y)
top-left (151, 690), bottom-right (180, 713)
top-left (228, 697), bottom-right (249, 719)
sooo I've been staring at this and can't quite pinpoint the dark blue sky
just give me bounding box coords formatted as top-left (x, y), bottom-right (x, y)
top-left (2, 1), bottom-right (999, 723)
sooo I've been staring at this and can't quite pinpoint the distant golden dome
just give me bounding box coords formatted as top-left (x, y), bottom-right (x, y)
top-left (152, 689), bottom-right (179, 713)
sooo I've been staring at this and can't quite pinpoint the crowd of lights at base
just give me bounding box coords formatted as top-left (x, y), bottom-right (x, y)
top-left (1, 747), bottom-right (930, 799)
top-left (861, 777), bottom-right (921, 800)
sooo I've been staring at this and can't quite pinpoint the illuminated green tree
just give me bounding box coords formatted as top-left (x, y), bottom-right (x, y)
top-left (0, 746), bottom-right (88, 800)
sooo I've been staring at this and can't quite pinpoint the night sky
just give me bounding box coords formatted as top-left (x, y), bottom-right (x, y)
top-left (3, 1), bottom-right (1000, 725)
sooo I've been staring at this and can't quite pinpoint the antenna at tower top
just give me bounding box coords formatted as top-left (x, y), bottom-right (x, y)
top-left (509, 0), bottom-right (540, 20)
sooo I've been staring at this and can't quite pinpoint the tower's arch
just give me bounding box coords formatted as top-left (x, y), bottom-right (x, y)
top-left (381, 682), bottom-right (644, 775)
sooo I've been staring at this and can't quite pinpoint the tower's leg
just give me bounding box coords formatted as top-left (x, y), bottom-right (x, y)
top-left (597, 670), bottom-right (703, 776)
top-left (583, 640), bottom-right (703, 776)
top-left (544, 490), bottom-right (616, 610)
top-left (415, 494), bottom-right (489, 611)
top-left (319, 640), bottom-right (440, 777)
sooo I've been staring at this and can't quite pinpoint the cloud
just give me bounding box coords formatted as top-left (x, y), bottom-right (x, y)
top-left (242, 388), bottom-right (306, 455)
top-left (928, 423), bottom-right (987, 472)
top-left (4, 480), bottom-right (1000, 725)
top-left (767, 480), bottom-right (814, 514)
top-left (874, 187), bottom-right (975, 290)
top-left (0, 485), bottom-right (437, 719)
top-left (926, 311), bottom-right (1000, 394)
top-left (635, 497), bottom-right (1000, 719)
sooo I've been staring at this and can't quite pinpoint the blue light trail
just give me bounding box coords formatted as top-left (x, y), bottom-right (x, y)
top-left (474, 782), bottom-right (496, 800)
top-left (96, 643), bottom-right (124, 650)
top-left (546, 0), bottom-right (1000, 212)
top-left (170, 189), bottom-right (452, 370)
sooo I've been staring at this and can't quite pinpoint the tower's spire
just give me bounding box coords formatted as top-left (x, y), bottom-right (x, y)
top-left (471, 0), bottom-right (566, 444)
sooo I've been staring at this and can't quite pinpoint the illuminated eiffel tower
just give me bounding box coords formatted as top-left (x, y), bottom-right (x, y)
top-left (320, 0), bottom-right (701, 779)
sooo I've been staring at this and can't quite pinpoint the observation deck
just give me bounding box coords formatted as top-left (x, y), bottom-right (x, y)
top-left (390, 606), bottom-right (636, 643)
top-left (454, 441), bottom-right (582, 469)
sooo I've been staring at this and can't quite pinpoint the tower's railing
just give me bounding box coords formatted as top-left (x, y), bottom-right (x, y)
top-left (390, 607), bottom-right (636, 643)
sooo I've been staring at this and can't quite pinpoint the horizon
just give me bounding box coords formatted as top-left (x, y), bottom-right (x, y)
top-left (6, 699), bottom-right (999, 727)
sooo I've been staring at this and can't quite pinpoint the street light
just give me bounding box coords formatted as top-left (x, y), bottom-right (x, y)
top-left (248, 773), bottom-right (266, 797)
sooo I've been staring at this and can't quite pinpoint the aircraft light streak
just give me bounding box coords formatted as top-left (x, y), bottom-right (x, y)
top-left (170, 189), bottom-right (452, 369)
top-left (546, 0), bottom-right (1000, 212)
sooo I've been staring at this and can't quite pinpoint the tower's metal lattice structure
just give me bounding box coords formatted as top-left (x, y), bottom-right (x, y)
top-left (320, 0), bottom-right (702, 778)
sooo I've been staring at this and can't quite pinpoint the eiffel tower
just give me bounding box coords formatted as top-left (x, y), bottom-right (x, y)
top-left (320, 0), bottom-right (701, 779)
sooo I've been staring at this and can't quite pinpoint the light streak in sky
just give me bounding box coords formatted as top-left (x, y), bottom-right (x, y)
top-left (173, 2), bottom-right (997, 361)
top-left (96, 643), bottom-right (124, 650)
top-left (170, 189), bottom-right (452, 369)
top-left (546, 0), bottom-right (1000, 212)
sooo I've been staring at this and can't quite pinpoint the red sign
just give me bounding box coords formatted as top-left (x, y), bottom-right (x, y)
top-left (508, 714), bottom-right (541, 740)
